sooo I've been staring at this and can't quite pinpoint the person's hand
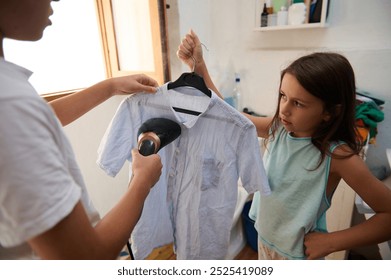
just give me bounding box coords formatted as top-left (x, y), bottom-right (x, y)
top-left (304, 231), bottom-right (333, 260)
top-left (131, 149), bottom-right (162, 189)
top-left (110, 74), bottom-right (159, 96)
top-left (177, 29), bottom-right (204, 72)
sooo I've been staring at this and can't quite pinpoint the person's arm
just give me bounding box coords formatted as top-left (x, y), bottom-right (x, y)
top-left (304, 147), bottom-right (391, 259)
top-left (49, 74), bottom-right (158, 126)
top-left (176, 29), bottom-right (223, 99)
top-left (27, 149), bottom-right (162, 259)
top-left (177, 30), bottom-right (273, 138)
top-left (243, 114), bottom-right (273, 138)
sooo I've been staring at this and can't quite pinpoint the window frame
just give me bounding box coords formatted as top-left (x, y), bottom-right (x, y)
top-left (95, 0), bottom-right (169, 83)
top-left (44, 0), bottom-right (169, 101)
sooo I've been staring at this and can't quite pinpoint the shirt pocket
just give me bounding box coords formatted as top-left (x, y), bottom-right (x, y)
top-left (201, 158), bottom-right (223, 191)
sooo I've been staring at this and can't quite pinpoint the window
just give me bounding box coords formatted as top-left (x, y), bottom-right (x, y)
top-left (3, 0), bottom-right (168, 98)
top-left (96, 0), bottom-right (169, 84)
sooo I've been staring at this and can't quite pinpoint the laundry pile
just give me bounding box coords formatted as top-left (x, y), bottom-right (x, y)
top-left (355, 90), bottom-right (384, 145)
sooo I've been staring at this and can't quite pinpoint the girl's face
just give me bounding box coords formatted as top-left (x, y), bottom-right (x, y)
top-left (279, 73), bottom-right (330, 138)
top-left (0, 0), bottom-right (54, 42)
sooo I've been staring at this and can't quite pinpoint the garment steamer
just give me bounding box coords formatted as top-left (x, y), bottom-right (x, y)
top-left (127, 118), bottom-right (181, 259)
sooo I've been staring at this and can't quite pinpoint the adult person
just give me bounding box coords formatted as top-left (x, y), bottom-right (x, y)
top-left (0, 0), bottom-right (162, 259)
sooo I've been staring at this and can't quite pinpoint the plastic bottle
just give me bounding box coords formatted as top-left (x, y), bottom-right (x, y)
top-left (224, 94), bottom-right (235, 108)
top-left (277, 6), bottom-right (288, 26)
top-left (232, 73), bottom-right (242, 112)
top-left (260, 2), bottom-right (268, 27)
top-left (288, 0), bottom-right (306, 25)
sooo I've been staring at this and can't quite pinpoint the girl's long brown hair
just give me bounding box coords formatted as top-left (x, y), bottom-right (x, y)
top-left (266, 52), bottom-right (363, 168)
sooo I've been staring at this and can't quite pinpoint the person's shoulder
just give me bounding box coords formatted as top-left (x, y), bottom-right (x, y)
top-left (330, 143), bottom-right (353, 156)
top-left (329, 143), bottom-right (363, 174)
top-left (0, 59), bottom-right (37, 100)
top-left (0, 59), bottom-right (32, 80)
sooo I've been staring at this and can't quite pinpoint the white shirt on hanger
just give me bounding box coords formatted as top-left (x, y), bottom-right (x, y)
top-left (97, 83), bottom-right (270, 259)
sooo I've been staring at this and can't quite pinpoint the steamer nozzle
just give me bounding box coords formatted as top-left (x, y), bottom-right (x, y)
top-left (137, 118), bottom-right (181, 156)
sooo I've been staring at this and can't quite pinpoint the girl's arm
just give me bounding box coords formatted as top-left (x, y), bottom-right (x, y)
top-left (49, 74), bottom-right (158, 126)
top-left (243, 114), bottom-right (273, 138)
top-left (28, 149), bottom-right (162, 259)
top-left (304, 146), bottom-right (391, 259)
top-left (177, 30), bottom-right (273, 138)
top-left (176, 29), bottom-right (222, 99)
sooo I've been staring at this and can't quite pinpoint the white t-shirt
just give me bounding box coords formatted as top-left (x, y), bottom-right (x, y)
top-left (97, 84), bottom-right (270, 259)
top-left (0, 58), bottom-right (100, 259)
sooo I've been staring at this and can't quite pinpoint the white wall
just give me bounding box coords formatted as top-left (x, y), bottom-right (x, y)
top-left (64, 96), bottom-right (130, 216)
top-left (168, 0), bottom-right (391, 175)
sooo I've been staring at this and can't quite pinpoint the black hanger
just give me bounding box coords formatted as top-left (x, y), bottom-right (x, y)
top-left (168, 54), bottom-right (211, 97)
top-left (167, 56), bottom-right (211, 116)
top-left (167, 73), bottom-right (211, 116)
top-left (167, 72), bottom-right (211, 97)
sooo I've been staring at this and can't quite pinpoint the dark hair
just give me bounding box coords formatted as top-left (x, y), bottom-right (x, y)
top-left (267, 52), bottom-right (362, 167)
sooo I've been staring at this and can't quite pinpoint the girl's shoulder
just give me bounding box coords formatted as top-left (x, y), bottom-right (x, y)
top-left (329, 142), bottom-right (353, 156)
top-left (329, 143), bottom-right (364, 176)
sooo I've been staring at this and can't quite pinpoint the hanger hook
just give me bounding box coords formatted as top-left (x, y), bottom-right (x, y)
top-left (191, 56), bottom-right (196, 72)
top-left (189, 43), bottom-right (208, 72)
top-left (201, 43), bottom-right (209, 52)
top-left (189, 43), bottom-right (208, 73)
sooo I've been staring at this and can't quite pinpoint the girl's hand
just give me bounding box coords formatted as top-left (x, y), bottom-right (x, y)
top-left (177, 29), bottom-right (204, 72)
top-left (304, 231), bottom-right (333, 260)
top-left (110, 74), bottom-right (158, 96)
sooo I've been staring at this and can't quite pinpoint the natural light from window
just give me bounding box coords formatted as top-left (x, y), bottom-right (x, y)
top-left (112, 0), bottom-right (154, 72)
top-left (3, 0), bottom-right (105, 95)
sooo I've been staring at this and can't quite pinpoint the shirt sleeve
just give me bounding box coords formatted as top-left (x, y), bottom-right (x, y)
top-left (97, 97), bottom-right (140, 177)
top-left (0, 99), bottom-right (81, 246)
top-left (237, 125), bottom-right (270, 195)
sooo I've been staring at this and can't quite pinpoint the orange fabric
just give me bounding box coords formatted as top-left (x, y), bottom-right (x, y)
top-left (356, 127), bottom-right (369, 144)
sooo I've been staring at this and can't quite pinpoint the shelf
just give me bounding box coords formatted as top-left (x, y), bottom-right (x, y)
top-left (254, 22), bottom-right (327, 32)
top-left (254, 0), bottom-right (329, 32)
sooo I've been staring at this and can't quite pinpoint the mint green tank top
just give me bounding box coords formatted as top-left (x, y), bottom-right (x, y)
top-left (249, 127), bottom-right (340, 259)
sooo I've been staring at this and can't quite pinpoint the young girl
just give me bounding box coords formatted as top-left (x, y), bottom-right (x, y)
top-left (177, 30), bottom-right (391, 260)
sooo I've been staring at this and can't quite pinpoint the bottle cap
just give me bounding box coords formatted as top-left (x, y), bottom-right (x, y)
top-left (235, 73), bottom-right (240, 82)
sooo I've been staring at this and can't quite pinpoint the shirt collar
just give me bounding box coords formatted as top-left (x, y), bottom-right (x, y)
top-left (0, 57), bottom-right (33, 79)
top-left (160, 82), bottom-right (217, 128)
